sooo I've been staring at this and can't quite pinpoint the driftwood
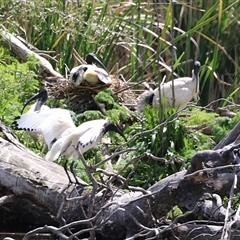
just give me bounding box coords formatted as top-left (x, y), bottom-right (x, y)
top-left (0, 25), bottom-right (64, 82)
top-left (1, 119), bottom-right (240, 239)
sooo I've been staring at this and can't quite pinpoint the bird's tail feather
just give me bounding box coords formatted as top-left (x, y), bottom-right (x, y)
top-left (44, 135), bottom-right (75, 161)
top-left (44, 138), bottom-right (64, 161)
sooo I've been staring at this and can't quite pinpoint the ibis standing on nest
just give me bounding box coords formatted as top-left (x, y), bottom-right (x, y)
top-left (13, 90), bottom-right (125, 183)
top-left (137, 61), bottom-right (201, 112)
top-left (70, 53), bottom-right (111, 85)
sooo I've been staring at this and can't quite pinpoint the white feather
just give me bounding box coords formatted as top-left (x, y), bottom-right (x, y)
top-left (23, 104), bottom-right (49, 140)
top-left (15, 110), bottom-right (122, 162)
top-left (15, 108), bottom-right (76, 148)
top-left (44, 119), bottom-right (108, 161)
top-left (70, 64), bottom-right (111, 85)
top-left (152, 75), bottom-right (197, 109)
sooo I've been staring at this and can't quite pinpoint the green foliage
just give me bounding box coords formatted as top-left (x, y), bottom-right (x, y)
top-left (1, 0), bottom-right (240, 104)
top-left (119, 107), bottom-right (186, 187)
top-left (95, 88), bottom-right (116, 109)
top-left (186, 109), bottom-right (240, 145)
top-left (0, 54), bottom-right (40, 126)
top-left (75, 110), bottom-right (105, 124)
top-left (74, 88), bottom-right (130, 127)
top-left (95, 88), bottom-right (130, 123)
top-left (167, 205), bottom-right (183, 219)
top-left (186, 109), bottom-right (216, 126)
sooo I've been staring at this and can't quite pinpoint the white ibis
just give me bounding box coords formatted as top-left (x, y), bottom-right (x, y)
top-left (70, 53), bottom-right (111, 85)
top-left (13, 97), bottom-right (125, 183)
top-left (137, 61), bottom-right (201, 112)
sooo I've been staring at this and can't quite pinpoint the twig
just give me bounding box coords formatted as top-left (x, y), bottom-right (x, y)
top-left (94, 148), bottom-right (137, 169)
top-left (75, 148), bottom-right (97, 240)
top-left (0, 194), bottom-right (15, 206)
top-left (221, 168), bottom-right (237, 239)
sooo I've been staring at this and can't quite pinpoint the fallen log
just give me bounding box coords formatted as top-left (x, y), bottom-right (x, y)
top-left (0, 120), bottom-right (89, 232)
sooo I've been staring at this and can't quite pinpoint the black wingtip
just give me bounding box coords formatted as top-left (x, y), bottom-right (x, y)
top-left (12, 121), bottom-right (18, 130)
top-left (12, 116), bottom-right (35, 132)
top-left (14, 116), bottom-right (20, 120)
top-left (12, 116), bottom-right (20, 129)
top-left (137, 91), bottom-right (155, 112)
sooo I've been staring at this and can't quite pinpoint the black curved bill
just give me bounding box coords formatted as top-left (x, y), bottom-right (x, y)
top-left (86, 53), bottom-right (109, 73)
top-left (21, 89), bottom-right (48, 114)
top-left (104, 123), bottom-right (127, 141)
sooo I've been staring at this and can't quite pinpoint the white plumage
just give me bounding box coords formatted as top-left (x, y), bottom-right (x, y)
top-left (14, 109), bottom-right (125, 161)
top-left (137, 61), bottom-right (201, 112)
top-left (25, 102), bottom-right (50, 113)
top-left (70, 53), bottom-right (111, 85)
top-left (44, 119), bottom-right (118, 162)
top-left (14, 88), bottom-right (125, 183)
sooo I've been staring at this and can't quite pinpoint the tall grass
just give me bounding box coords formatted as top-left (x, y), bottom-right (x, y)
top-left (1, 0), bottom-right (240, 107)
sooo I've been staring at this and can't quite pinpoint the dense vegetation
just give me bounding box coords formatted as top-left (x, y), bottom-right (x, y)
top-left (1, 0), bottom-right (240, 189)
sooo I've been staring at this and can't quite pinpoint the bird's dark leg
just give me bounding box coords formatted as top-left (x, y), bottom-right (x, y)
top-left (69, 160), bottom-right (81, 185)
top-left (64, 159), bottom-right (73, 185)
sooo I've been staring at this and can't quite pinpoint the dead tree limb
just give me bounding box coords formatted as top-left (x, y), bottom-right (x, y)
top-left (0, 25), bottom-right (64, 82)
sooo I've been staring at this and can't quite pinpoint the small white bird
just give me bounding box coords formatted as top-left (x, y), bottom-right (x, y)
top-left (70, 53), bottom-right (111, 85)
top-left (137, 61), bottom-right (201, 112)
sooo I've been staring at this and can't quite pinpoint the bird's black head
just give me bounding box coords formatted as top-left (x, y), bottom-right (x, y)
top-left (193, 61), bottom-right (201, 76)
top-left (144, 92), bottom-right (154, 106)
top-left (21, 88), bottom-right (48, 114)
top-left (86, 53), bottom-right (109, 73)
top-left (136, 91), bottom-right (155, 112)
top-left (103, 123), bottom-right (127, 141)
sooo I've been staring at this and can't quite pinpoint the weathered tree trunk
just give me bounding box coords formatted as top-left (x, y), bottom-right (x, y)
top-left (0, 25), bottom-right (64, 82)
top-left (0, 121), bottom-right (89, 231)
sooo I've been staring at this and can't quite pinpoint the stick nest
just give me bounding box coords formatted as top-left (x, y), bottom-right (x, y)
top-left (46, 75), bottom-right (138, 114)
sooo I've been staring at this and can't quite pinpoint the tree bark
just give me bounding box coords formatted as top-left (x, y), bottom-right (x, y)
top-left (0, 120), bottom-right (88, 231)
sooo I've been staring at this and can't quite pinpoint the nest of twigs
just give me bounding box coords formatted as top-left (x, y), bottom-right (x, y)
top-left (46, 75), bottom-right (138, 114)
